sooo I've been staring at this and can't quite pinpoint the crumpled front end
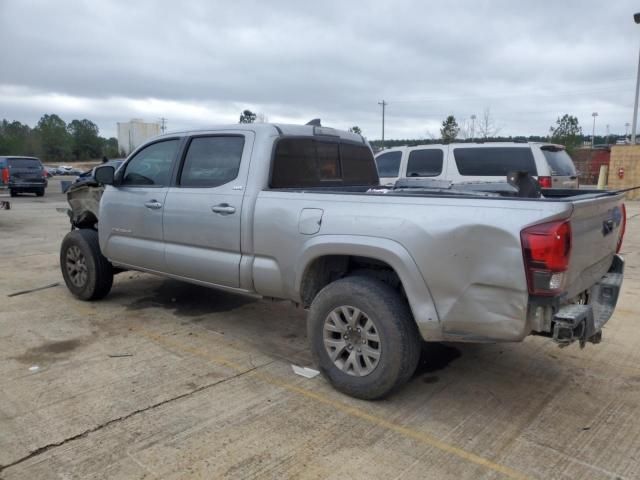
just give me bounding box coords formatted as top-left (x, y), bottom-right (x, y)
top-left (65, 180), bottom-right (104, 229)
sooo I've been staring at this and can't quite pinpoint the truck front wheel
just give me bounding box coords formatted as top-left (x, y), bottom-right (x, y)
top-left (60, 229), bottom-right (113, 300)
top-left (307, 276), bottom-right (421, 400)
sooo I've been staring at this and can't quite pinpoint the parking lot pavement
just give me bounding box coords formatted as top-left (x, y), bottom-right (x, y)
top-left (1, 188), bottom-right (640, 480)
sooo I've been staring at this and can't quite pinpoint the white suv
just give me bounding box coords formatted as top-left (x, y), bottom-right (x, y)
top-left (375, 142), bottom-right (578, 189)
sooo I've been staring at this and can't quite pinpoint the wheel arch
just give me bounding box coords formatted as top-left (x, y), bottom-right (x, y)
top-left (296, 235), bottom-right (440, 339)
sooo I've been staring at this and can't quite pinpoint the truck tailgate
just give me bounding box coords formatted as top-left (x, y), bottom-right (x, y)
top-left (565, 193), bottom-right (624, 297)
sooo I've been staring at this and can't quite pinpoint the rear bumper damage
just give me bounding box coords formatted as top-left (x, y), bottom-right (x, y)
top-left (531, 255), bottom-right (624, 347)
top-left (553, 255), bottom-right (624, 346)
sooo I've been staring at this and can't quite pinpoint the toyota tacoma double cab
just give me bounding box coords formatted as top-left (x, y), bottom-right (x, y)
top-left (60, 123), bottom-right (625, 399)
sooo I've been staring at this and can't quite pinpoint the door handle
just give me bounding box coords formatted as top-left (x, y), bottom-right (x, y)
top-left (144, 200), bottom-right (163, 210)
top-left (211, 203), bottom-right (236, 215)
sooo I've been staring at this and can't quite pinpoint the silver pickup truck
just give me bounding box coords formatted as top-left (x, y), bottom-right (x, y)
top-left (60, 123), bottom-right (626, 399)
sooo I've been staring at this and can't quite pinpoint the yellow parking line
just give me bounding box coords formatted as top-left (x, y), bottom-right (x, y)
top-left (134, 326), bottom-right (531, 480)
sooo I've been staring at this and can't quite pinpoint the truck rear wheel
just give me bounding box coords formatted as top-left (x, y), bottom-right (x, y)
top-left (35, 188), bottom-right (45, 197)
top-left (308, 276), bottom-right (421, 400)
top-left (60, 229), bottom-right (113, 300)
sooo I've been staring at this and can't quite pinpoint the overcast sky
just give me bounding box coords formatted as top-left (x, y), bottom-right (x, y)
top-left (1, 0), bottom-right (639, 140)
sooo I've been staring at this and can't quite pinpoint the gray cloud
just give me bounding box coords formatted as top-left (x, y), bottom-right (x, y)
top-left (1, 0), bottom-right (638, 139)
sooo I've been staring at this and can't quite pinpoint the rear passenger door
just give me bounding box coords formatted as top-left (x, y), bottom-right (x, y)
top-left (162, 132), bottom-right (253, 288)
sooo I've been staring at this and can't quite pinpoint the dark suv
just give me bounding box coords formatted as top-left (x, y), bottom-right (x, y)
top-left (0, 156), bottom-right (48, 197)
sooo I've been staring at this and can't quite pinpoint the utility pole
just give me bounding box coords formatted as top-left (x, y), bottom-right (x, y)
top-left (159, 117), bottom-right (167, 134)
top-left (591, 112), bottom-right (598, 149)
top-left (470, 114), bottom-right (476, 141)
top-left (378, 100), bottom-right (387, 149)
top-left (632, 47), bottom-right (640, 144)
top-left (632, 13), bottom-right (640, 144)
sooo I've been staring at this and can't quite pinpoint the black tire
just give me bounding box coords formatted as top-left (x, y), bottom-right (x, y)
top-left (9, 189), bottom-right (16, 197)
top-left (35, 188), bottom-right (45, 197)
top-left (308, 276), bottom-right (421, 400)
top-left (60, 229), bottom-right (113, 300)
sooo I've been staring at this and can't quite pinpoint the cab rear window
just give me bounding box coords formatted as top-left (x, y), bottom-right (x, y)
top-left (454, 147), bottom-right (537, 176)
top-left (270, 138), bottom-right (378, 188)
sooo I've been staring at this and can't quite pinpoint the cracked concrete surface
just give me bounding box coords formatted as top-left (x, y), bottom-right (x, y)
top-left (1, 179), bottom-right (640, 479)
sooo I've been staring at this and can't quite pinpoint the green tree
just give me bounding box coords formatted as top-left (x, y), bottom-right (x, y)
top-left (102, 137), bottom-right (120, 158)
top-left (36, 114), bottom-right (71, 161)
top-left (551, 114), bottom-right (583, 153)
top-left (68, 119), bottom-right (102, 160)
top-left (349, 126), bottom-right (362, 135)
top-left (440, 115), bottom-right (459, 143)
top-left (239, 110), bottom-right (256, 123)
top-left (0, 120), bottom-right (39, 155)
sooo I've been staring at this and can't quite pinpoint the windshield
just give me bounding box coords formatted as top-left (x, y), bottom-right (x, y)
top-left (375, 151), bottom-right (402, 177)
top-left (8, 158), bottom-right (42, 169)
top-left (541, 148), bottom-right (576, 176)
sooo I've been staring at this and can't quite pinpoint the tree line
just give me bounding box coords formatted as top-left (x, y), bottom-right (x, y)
top-left (371, 113), bottom-right (621, 154)
top-left (0, 114), bottom-right (119, 162)
top-left (1, 110), bottom-right (623, 163)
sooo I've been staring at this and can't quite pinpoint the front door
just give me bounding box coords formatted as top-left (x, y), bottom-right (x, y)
top-left (99, 138), bottom-right (181, 272)
top-left (163, 132), bottom-right (253, 288)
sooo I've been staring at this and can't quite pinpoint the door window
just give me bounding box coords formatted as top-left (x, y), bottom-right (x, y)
top-left (375, 151), bottom-right (402, 177)
top-left (122, 139), bottom-right (179, 186)
top-left (179, 136), bottom-right (245, 187)
top-left (406, 149), bottom-right (443, 177)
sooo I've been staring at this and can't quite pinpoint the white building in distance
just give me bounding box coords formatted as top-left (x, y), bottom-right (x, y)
top-left (117, 119), bottom-right (161, 156)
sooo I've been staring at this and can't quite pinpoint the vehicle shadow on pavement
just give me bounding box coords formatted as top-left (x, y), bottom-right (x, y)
top-left (124, 279), bottom-right (256, 316)
top-left (119, 276), bottom-right (312, 366)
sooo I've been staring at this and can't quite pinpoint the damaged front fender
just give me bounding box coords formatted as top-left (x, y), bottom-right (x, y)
top-left (66, 179), bottom-right (104, 229)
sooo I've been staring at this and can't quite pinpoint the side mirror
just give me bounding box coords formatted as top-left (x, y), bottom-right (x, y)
top-left (94, 165), bottom-right (115, 185)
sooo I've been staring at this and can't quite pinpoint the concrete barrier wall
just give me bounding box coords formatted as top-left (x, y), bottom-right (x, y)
top-left (607, 145), bottom-right (640, 200)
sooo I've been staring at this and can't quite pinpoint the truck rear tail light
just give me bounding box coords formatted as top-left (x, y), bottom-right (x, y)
top-left (1, 168), bottom-right (8, 184)
top-left (521, 220), bottom-right (572, 295)
top-left (538, 176), bottom-right (552, 188)
top-left (617, 203), bottom-right (626, 253)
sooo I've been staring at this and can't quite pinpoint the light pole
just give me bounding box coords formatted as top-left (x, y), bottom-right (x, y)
top-left (625, 122), bottom-right (631, 138)
top-left (591, 112), bottom-right (598, 148)
top-left (378, 100), bottom-right (387, 150)
top-left (632, 12), bottom-right (640, 144)
top-left (470, 114), bottom-right (476, 141)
